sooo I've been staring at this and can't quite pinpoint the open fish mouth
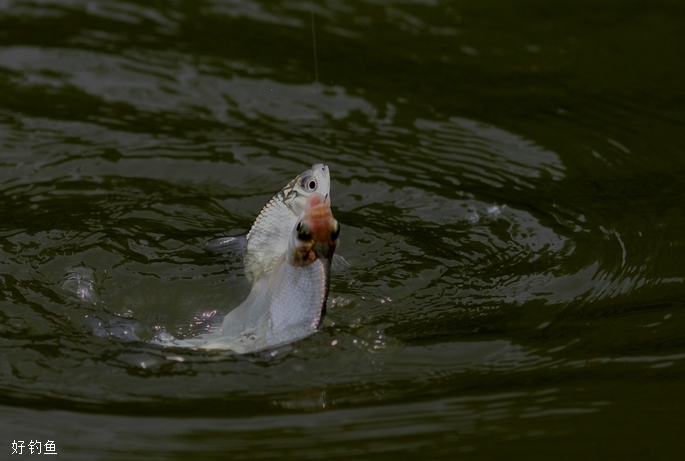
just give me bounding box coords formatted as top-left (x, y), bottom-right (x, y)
top-left (298, 193), bottom-right (338, 246)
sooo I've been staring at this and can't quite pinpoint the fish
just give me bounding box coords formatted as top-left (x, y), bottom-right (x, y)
top-left (205, 164), bottom-right (331, 283)
top-left (166, 191), bottom-right (339, 353)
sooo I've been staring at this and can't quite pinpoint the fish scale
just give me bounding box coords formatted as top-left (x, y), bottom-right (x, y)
top-left (213, 191), bottom-right (337, 352)
top-left (244, 164), bottom-right (330, 281)
top-left (206, 164), bottom-right (331, 283)
top-left (243, 194), bottom-right (296, 282)
top-left (159, 181), bottom-right (339, 353)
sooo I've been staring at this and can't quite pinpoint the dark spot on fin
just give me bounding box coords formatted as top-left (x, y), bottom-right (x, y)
top-left (297, 223), bottom-right (312, 241)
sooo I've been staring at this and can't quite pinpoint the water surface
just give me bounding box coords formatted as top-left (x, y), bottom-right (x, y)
top-left (1, 0), bottom-right (685, 459)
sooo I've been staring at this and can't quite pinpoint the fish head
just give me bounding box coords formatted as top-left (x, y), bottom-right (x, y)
top-left (244, 164), bottom-right (331, 283)
top-left (284, 164), bottom-right (331, 216)
top-left (287, 192), bottom-right (339, 266)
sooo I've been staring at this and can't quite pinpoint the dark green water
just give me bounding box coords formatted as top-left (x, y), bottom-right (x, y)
top-left (1, 0), bottom-right (685, 459)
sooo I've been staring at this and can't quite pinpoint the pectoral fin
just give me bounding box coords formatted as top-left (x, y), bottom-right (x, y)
top-left (205, 235), bottom-right (247, 257)
top-left (331, 254), bottom-right (351, 272)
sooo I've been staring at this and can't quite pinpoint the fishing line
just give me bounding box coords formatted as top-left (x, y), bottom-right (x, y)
top-left (309, 0), bottom-right (323, 146)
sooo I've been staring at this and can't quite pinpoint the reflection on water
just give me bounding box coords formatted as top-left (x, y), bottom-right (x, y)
top-left (2, 0), bottom-right (685, 458)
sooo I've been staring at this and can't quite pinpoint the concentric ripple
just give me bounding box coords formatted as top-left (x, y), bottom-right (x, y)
top-left (2, 0), bottom-right (685, 458)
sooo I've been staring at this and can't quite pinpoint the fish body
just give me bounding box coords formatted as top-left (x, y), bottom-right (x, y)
top-left (171, 192), bottom-right (339, 353)
top-left (206, 164), bottom-right (331, 283)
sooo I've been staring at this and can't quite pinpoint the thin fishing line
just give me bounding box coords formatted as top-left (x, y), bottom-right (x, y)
top-left (309, 0), bottom-right (323, 146)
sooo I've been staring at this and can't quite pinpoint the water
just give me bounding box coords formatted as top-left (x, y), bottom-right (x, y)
top-left (1, 0), bottom-right (685, 458)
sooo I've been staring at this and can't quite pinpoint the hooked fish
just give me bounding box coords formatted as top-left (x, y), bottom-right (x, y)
top-left (169, 192), bottom-right (339, 353)
top-left (206, 164), bottom-right (331, 283)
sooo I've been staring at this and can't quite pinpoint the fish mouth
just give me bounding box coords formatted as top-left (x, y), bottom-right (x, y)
top-left (303, 192), bottom-right (336, 244)
top-left (305, 192), bottom-right (330, 214)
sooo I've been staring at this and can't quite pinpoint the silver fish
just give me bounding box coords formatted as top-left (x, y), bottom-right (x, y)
top-left (206, 164), bottom-right (331, 283)
top-left (170, 192), bottom-right (339, 353)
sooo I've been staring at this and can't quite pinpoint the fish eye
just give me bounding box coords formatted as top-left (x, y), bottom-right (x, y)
top-left (297, 222), bottom-right (312, 241)
top-left (331, 220), bottom-right (340, 240)
top-left (301, 176), bottom-right (317, 191)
